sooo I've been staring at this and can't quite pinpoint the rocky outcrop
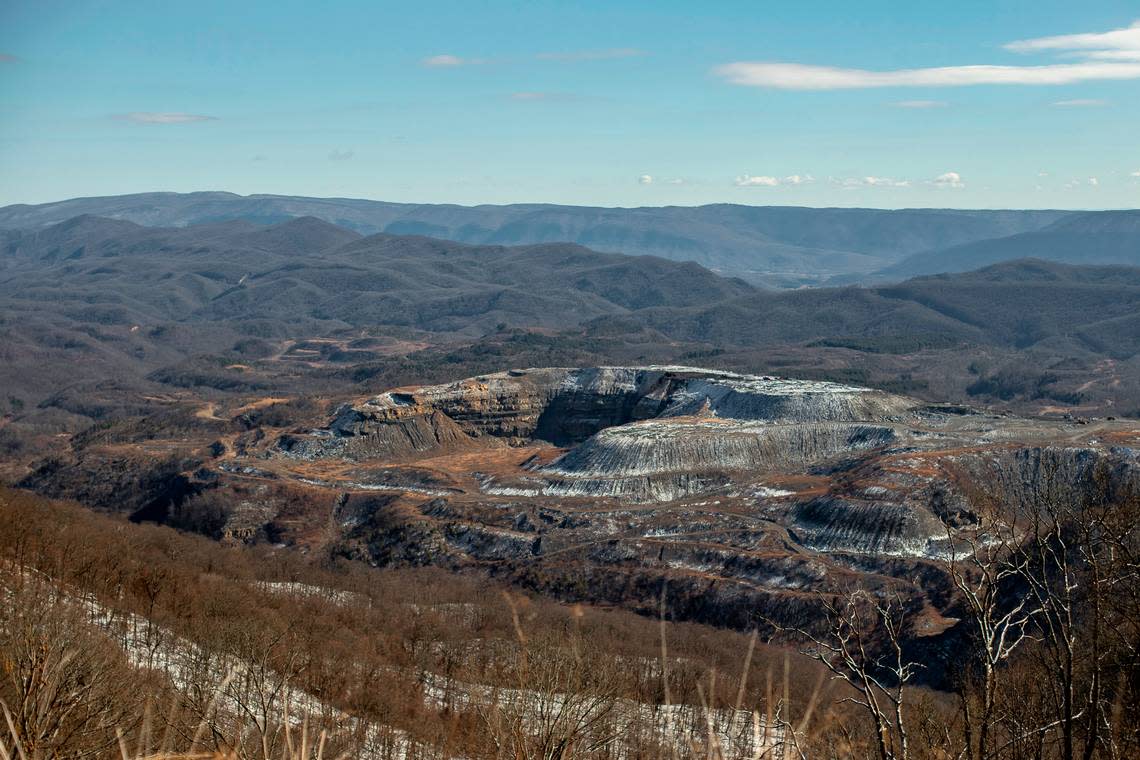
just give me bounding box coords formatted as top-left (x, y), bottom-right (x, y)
top-left (286, 366), bottom-right (918, 462)
top-left (791, 496), bottom-right (946, 556)
top-left (216, 367), bottom-right (1139, 602)
top-left (282, 409), bottom-right (476, 460)
top-left (538, 419), bottom-right (898, 503)
top-left (544, 420), bottom-right (897, 477)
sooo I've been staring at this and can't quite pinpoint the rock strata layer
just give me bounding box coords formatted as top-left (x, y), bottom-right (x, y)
top-left (291, 366), bottom-right (918, 463)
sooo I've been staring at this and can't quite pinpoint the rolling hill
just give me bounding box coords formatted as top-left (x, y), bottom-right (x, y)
top-left (0, 192), bottom-right (1070, 285)
top-left (0, 214), bottom-right (753, 334)
top-left (2, 214), bottom-right (1138, 437)
top-left (878, 210), bottom-right (1140, 279)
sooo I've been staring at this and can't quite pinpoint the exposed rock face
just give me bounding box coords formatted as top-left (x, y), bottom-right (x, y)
top-left (255, 368), bottom-right (1139, 566)
top-left (540, 419), bottom-right (898, 502)
top-left (791, 497), bottom-right (947, 556)
top-left (545, 420), bottom-right (898, 477)
top-left (283, 409), bottom-right (476, 460)
top-left (290, 366), bottom-right (917, 462)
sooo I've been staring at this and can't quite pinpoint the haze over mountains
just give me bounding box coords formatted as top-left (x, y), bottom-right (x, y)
top-left (3, 191), bottom-right (1112, 286)
top-left (879, 210), bottom-right (1140, 280)
top-left (4, 213), bottom-right (1137, 354)
top-left (0, 214), bottom-right (752, 333)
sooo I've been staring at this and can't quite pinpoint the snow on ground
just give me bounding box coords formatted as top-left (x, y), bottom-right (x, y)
top-left (253, 580), bottom-right (366, 607)
top-left (6, 564), bottom-right (791, 759)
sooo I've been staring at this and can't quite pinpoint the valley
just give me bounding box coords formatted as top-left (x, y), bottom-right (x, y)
top-left (16, 364), bottom-right (1137, 692)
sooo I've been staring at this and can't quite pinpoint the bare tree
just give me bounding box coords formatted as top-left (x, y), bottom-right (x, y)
top-left (477, 597), bottom-right (623, 760)
top-left (0, 582), bottom-right (149, 760)
top-left (942, 519), bottom-right (1039, 760)
top-left (770, 590), bottom-right (918, 760)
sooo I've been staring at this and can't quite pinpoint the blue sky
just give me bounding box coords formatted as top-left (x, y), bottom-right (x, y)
top-left (1, 0), bottom-right (1138, 209)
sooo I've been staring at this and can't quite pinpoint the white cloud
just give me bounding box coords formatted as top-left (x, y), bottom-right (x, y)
top-left (829, 176), bottom-right (910, 188)
top-left (834, 172), bottom-right (963, 190)
top-left (665, 178), bottom-right (685, 185)
top-left (1131, 170), bottom-right (1140, 177)
top-left (1079, 49), bottom-right (1140, 61)
top-left (1052, 98), bottom-right (1108, 106)
top-left (638, 174), bottom-right (654, 185)
top-left (931, 171), bottom-right (965, 189)
top-left (1062, 177), bottom-right (1102, 189)
top-left (1038, 171), bottom-right (1050, 177)
top-left (422, 54), bottom-right (484, 67)
top-left (892, 99), bottom-right (948, 108)
top-left (1004, 20), bottom-right (1140, 59)
top-left (536, 48), bottom-right (645, 62)
top-left (861, 176), bottom-right (907, 186)
top-left (113, 112), bottom-right (217, 124)
top-left (735, 174), bottom-right (814, 187)
top-left (714, 60), bottom-right (1140, 89)
top-left (735, 175), bottom-right (780, 187)
top-left (715, 20), bottom-right (1140, 90)
top-left (865, 176), bottom-right (909, 187)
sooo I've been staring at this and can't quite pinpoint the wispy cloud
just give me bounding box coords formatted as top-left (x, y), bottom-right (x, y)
top-left (425, 48), bottom-right (643, 69)
top-left (931, 171), bottom-right (966, 189)
top-left (0, 53), bottom-right (19, 63)
top-left (735, 174), bottom-right (814, 187)
top-left (1052, 98), bottom-right (1108, 106)
top-left (638, 174), bottom-right (654, 185)
top-left (714, 61), bottom-right (1140, 89)
top-left (830, 176), bottom-right (911, 188)
top-left (714, 20), bottom-right (1140, 89)
top-left (328, 149), bottom-right (354, 161)
top-left (735, 175), bottom-right (780, 187)
top-left (864, 176), bottom-right (910, 187)
top-left (1004, 20), bottom-right (1140, 60)
top-left (536, 48), bottom-right (645, 62)
top-left (422, 54), bottom-right (486, 67)
top-left (113, 112), bottom-right (217, 124)
top-left (892, 99), bottom-right (948, 108)
top-left (1131, 170), bottom-right (1140, 178)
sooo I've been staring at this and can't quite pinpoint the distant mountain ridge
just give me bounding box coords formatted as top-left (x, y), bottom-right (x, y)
top-left (878, 210), bottom-right (1140, 279)
top-left (0, 214), bottom-right (754, 335)
top-left (2, 214), bottom-right (1138, 431)
top-left (0, 191), bottom-right (1074, 286)
top-left (3, 215), bottom-right (1135, 356)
